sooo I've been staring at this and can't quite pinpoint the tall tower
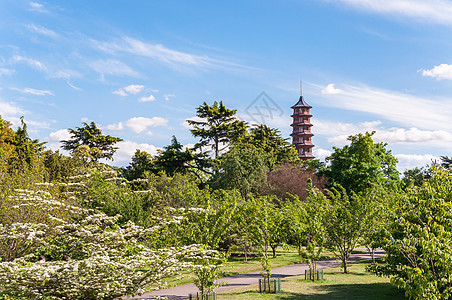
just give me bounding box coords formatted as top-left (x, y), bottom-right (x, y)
top-left (290, 81), bottom-right (315, 160)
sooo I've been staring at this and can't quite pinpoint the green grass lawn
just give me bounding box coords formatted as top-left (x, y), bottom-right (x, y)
top-left (217, 259), bottom-right (406, 299)
top-left (160, 247), bottom-right (366, 288)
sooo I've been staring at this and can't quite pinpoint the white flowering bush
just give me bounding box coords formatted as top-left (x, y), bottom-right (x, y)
top-left (0, 212), bottom-right (204, 299)
top-left (188, 247), bottom-right (226, 296)
top-left (0, 183), bottom-right (210, 299)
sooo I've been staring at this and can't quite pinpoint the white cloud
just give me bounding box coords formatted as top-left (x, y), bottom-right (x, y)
top-left (313, 118), bottom-right (452, 147)
top-left (139, 94), bottom-right (156, 102)
top-left (43, 129), bottom-right (71, 151)
top-left (26, 24), bottom-right (57, 37)
top-left (126, 117), bottom-right (168, 133)
top-left (314, 83), bottom-right (452, 132)
top-left (313, 148), bottom-right (332, 162)
top-left (10, 55), bottom-right (47, 71)
top-left (332, 0), bottom-right (452, 26)
top-left (113, 140), bottom-right (160, 163)
top-left (322, 83), bottom-right (343, 95)
top-left (47, 129), bottom-right (71, 143)
top-left (113, 84), bottom-right (145, 96)
top-left (395, 153), bottom-right (439, 171)
top-left (11, 87), bottom-right (54, 96)
top-left (29, 1), bottom-right (48, 13)
top-left (0, 100), bottom-right (27, 119)
top-left (93, 36), bottom-right (255, 72)
top-left (98, 37), bottom-right (213, 67)
top-left (105, 122), bottom-right (124, 131)
top-left (0, 68), bottom-right (14, 76)
top-left (88, 59), bottom-right (139, 77)
top-left (164, 94), bottom-right (175, 101)
top-left (422, 64), bottom-right (452, 80)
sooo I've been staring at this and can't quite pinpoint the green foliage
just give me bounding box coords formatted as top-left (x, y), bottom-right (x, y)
top-left (299, 183), bottom-right (330, 278)
top-left (43, 150), bottom-right (83, 182)
top-left (210, 141), bottom-right (269, 199)
top-left (165, 190), bottom-right (239, 249)
top-left (154, 135), bottom-right (210, 177)
top-left (402, 167), bottom-right (429, 189)
top-left (321, 132), bottom-right (400, 194)
top-left (324, 186), bottom-right (372, 273)
top-left (441, 156), bottom-right (452, 169)
top-left (374, 167), bottom-right (452, 299)
top-left (122, 149), bottom-right (155, 181)
top-left (191, 247), bottom-right (227, 296)
top-left (244, 124), bottom-right (299, 169)
top-left (61, 121), bottom-right (123, 161)
top-left (188, 101), bottom-right (247, 158)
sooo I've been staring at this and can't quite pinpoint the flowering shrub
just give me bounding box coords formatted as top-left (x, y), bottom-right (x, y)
top-left (0, 212), bottom-right (204, 299)
top-left (0, 184), bottom-right (208, 299)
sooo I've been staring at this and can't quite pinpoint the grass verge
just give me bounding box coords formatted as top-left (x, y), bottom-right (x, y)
top-left (217, 259), bottom-right (406, 299)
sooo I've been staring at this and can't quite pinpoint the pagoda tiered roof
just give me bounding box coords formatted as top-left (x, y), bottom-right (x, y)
top-left (291, 96), bottom-right (312, 109)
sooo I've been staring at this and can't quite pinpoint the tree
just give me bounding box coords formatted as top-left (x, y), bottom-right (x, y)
top-left (401, 167), bottom-right (429, 189)
top-left (299, 182), bottom-right (330, 279)
top-left (260, 163), bottom-right (327, 201)
top-left (373, 167), bottom-right (452, 299)
top-left (210, 141), bottom-right (269, 199)
top-left (61, 121), bottom-right (122, 161)
top-left (321, 131), bottom-right (400, 194)
top-left (187, 101), bottom-right (247, 158)
top-left (441, 155), bottom-right (452, 169)
top-left (324, 186), bottom-right (372, 273)
top-left (154, 136), bottom-right (210, 177)
top-left (245, 124), bottom-right (299, 169)
top-left (122, 149), bottom-right (155, 181)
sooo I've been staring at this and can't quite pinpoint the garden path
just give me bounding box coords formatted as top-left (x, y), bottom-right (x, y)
top-left (124, 249), bottom-right (385, 300)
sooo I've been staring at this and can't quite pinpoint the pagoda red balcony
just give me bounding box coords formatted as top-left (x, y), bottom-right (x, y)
top-left (299, 154), bottom-right (315, 159)
top-left (291, 113), bottom-right (312, 118)
top-left (293, 141), bottom-right (314, 146)
top-left (290, 131), bottom-right (314, 137)
top-left (290, 122), bottom-right (313, 127)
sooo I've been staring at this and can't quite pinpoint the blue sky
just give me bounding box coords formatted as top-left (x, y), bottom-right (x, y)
top-left (1, 0), bottom-right (452, 170)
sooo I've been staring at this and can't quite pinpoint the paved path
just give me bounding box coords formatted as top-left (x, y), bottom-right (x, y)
top-left (125, 250), bottom-right (384, 300)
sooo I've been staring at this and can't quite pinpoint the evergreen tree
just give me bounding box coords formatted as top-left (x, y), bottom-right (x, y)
top-left (61, 121), bottom-right (122, 162)
top-left (188, 101), bottom-right (247, 158)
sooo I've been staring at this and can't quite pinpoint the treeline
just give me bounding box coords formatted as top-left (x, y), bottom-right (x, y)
top-left (1, 101), bottom-right (452, 299)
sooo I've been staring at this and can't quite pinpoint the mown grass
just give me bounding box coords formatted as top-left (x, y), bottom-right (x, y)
top-left (217, 259), bottom-right (406, 299)
top-left (160, 247), bottom-right (365, 288)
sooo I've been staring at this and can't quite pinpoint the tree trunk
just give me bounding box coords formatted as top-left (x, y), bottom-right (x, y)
top-left (343, 259), bottom-right (348, 273)
top-left (271, 245), bottom-right (277, 258)
top-left (244, 244), bottom-right (248, 263)
top-left (371, 248), bottom-right (375, 265)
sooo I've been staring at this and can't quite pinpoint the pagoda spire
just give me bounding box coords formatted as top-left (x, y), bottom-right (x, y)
top-left (290, 82), bottom-right (315, 160)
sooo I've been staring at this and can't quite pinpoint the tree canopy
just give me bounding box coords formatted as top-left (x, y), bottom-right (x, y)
top-left (61, 121), bottom-right (122, 161)
top-left (187, 101), bottom-right (247, 158)
top-left (320, 131), bottom-right (400, 194)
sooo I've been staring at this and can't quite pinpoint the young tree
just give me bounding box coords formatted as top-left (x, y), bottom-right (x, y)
top-left (374, 167), bottom-right (452, 299)
top-left (324, 186), bottom-right (372, 273)
top-left (299, 183), bottom-right (330, 279)
top-left (61, 121), bottom-right (122, 161)
top-left (320, 132), bottom-right (400, 194)
top-left (187, 101), bottom-right (247, 158)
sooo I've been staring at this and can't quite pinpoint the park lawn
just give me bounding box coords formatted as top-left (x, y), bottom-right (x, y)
top-left (217, 259), bottom-right (406, 299)
top-left (158, 247), bottom-right (365, 288)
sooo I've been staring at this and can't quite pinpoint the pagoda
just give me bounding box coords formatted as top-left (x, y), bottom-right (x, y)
top-left (290, 81), bottom-right (314, 160)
